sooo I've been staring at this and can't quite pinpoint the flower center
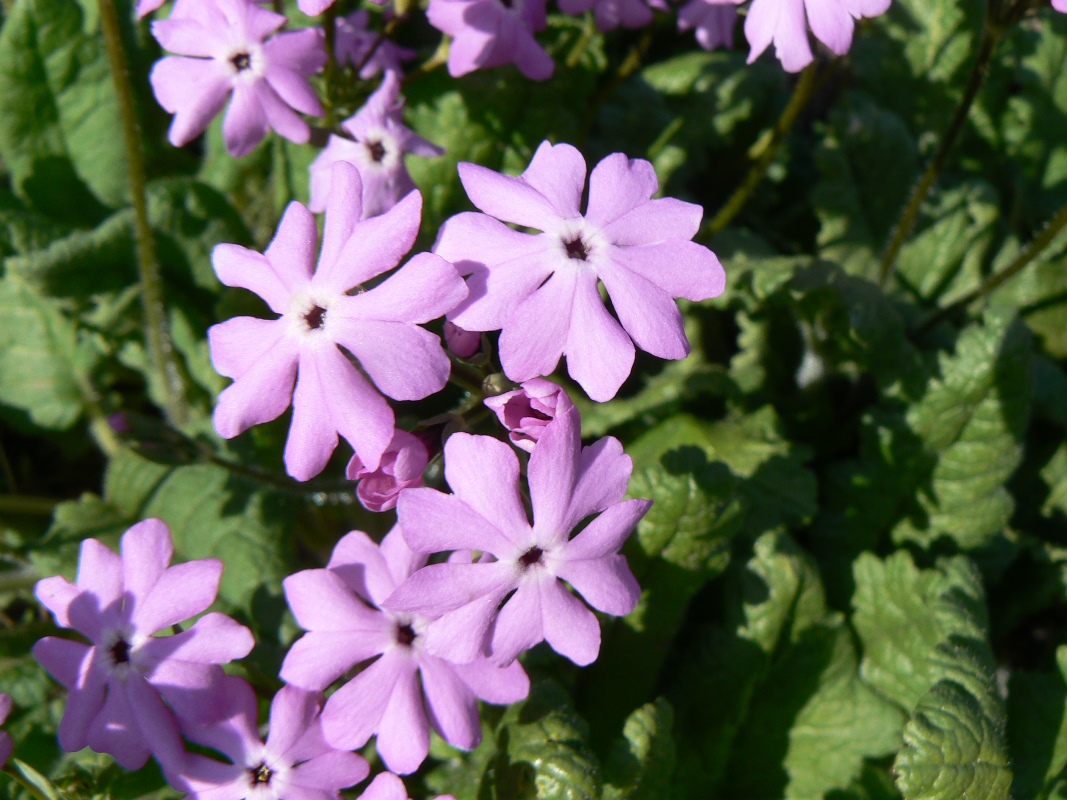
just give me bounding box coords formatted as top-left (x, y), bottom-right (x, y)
top-left (519, 547), bottom-right (544, 569)
top-left (110, 637), bottom-right (131, 665)
top-left (230, 52), bottom-right (252, 71)
top-left (365, 139), bottom-right (386, 163)
top-left (563, 236), bottom-right (589, 261)
top-left (395, 623), bottom-right (417, 647)
top-left (249, 763), bottom-right (272, 785)
top-left (304, 305), bottom-right (327, 330)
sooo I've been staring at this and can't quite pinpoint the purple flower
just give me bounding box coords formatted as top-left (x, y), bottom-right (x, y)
top-left (434, 141), bottom-right (725, 401)
top-left (357, 772), bottom-right (456, 800)
top-left (309, 72), bottom-right (444, 219)
top-left (281, 528), bottom-right (529, 774)
top-left (168, 677), bottom-right (368, 800)
top-left (209, 162), bottom-right (467, 481)
top-left (0, 694), bottom-right (12, 768)
top-left (444, 321), bottom-right (481, 358)
top-left (33, 519), bottom-right (254, 770)
top-left (558, 0), bottom-right (652, 31)
top-left (386, 403), bottom-right (650, 667)
top-left (677, 0), bottom-right (736, 50)
top-left (347, 430), bottom-right (429, 513)
top-left (336, 11), bottom-right (416, 78)
top-left (1057, 0), bottom-right (1067, 11)
top-left (150, 0), bottom-right (325, 157)
top-left (484, 378), bottom-right (572, 453)
top-left (427, 0), bottom-right (553, 80)
top-left (744, 0), bottom-right (890, 72)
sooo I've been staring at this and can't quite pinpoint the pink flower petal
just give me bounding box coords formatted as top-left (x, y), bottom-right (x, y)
top-left (124, 677), bottom-right (186, 773)
top-left (211, 322), bottom-right (298, 439)
top-left (584, 152), bottom-right (659, 230)
top-left (265, 685), bottom-right (319, 760)
top-left (287, 750), bottom-right (369, 792)
top-left (281, 630), bottom-right (391, 690)
top-left (257, 81), bottom-right (312, 145)
top-left (451, 657), bottom-right (530, 704)
top-left (555, 555), bottom-right (640, 616)
top-left (564, 436), bottom-right (633, 529)
top-left (34, 577), bottom-right (80, 630)
top-left (336, 252), bottom-right (467, 324)
top-left (385, 562), bottom-right (515, 616)
top-left (380, 526), bottom-right (427, 589)
top-left (458, 162), bottom-right (562, 231)
top-left (264, 65), bottom-right (324, 118)
top-left (120, 519), bottom-right (173, 604)
top-left (609, 240), bottom-right (726, 301)
top-left (518, 141), bottom-right (586, 220)
top-left (151, 57), bottom-right (232, 148)
top-left (805, 0), bottom-right (854, 55)
top-left (443, 434), bottom-right (531, 543)
top-left (332, 319), bottom-right (451, 401)
top-left (140, 612), bottom-right (254, 665)
top-left (564, 269), bottom-right (635, 402)
top-left (223, 81), bottom-right (269, 157)
top-left (321, 650), bottom-right (404, 749)
top-left (318, 162), bottom-right (363, 277)
top-left (375, 662), bottom-right (429, 774)
top-left (87, 680), bottom-right (151, 769)
top-left (397, 489), bottom-right (520, 557)
top-left (357, 772), bottom-right (410, 800)
top-left (419, 656), bottom-right (480, 751)
top-left (284, 569), bottom-right (387, 632)
top-left (212, 244), bottom-right (291, 314)
top-left (262, 202), bottom-right (318, 296)
top-left (497, 268), bottom-right (576, 384)
top-left (540, 578), bottom-right (601, 666)
top-left (208, 317), bottom-right (286, 380)
top-left (598, 265), bottom-right (689, 360)
top-left (528, 403), bottom-right (580, 544)
top-left (598, 197), bottom-right (703, 245)
top-left (49, 645), bottom-right (103, 751)
top-left (132, 560), bottom-right (223, 635)
top-left (327, 529), bottom-right (397, 602)
top-left (422, 588), bottom-right (510, 664)
top-left (33, 637), bottom-right (90, 689)
top-left (489, 581), bottom-right (544, 665)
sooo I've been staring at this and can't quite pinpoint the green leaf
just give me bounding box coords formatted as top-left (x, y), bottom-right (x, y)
top-left (9, 759), bottom-right (61, 800)
top-left (424, 722), bottom-right (498, 800)
top-left (850, 552), bottom-right (1012, 798)
top-left (0, 276), bottom-right (86, 430)
top-left (0, 0), bottom-right (127, 220)
top-left (489, 680), bottom-right (601, 800)
top-left (602, 699), bottom-right (675, 800)
top-left (1008, 646), bottom-right (1067, 800)
top-left (892, 308), bottom-right (1033, 552)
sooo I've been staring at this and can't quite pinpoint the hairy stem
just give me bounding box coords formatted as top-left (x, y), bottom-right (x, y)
top-left (702, 63), bottom-right (820, 238)
top-left (878, 23), bottom-right (1001, 287)
top-left (98, 0), bottom-right (187, 426)
top-left (916, 199), bottom-right (1067, 333)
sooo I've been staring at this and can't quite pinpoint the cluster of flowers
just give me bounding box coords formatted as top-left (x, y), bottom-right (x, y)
top-left (145, 0), bottom-right (901, 161)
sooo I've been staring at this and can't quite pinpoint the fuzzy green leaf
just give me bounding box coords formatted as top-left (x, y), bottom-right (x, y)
top-left (602, 699), bottom-right (675, 800)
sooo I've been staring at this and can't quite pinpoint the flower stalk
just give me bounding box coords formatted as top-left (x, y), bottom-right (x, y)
top-left (98, 0), bottom-right (187, 426)
top-left (702, 62), bottom-right (819, 238)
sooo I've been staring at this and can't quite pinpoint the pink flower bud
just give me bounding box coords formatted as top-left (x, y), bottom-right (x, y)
top-left (444, 321), bottom-right (481, 358)
top-left (484, 378), bottom-right (572, 453)
top-left (347, 430), bottom-right (429, 512)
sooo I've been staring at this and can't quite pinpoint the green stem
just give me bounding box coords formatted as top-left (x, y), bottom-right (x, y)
top-left (565, 13), bottom-right (596, 69)
top-left (915, 199), bottom-right (1067, 334)
top-left (74, 370), bottom-right (122, 458)
top-left (878, 22), bottom-right (1001, 288)
top-left (98, 0), bottom-right (187, 426)
top-left (0, 495), bottom-right (58, 516)
top-left (701, 63), bottom-right (820, 238)
top-left (448, 359), bottom-right (487, 398)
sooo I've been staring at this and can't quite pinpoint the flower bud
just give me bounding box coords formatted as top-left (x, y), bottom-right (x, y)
top-left (483, 378), bottom-right (572, 453)
top-left (347, 429), bottom-right (429, 512)
top-left (444, 321), bottom-right (481, 358)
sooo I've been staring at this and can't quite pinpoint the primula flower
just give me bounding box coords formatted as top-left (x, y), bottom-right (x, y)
top-left (168, 678), bottom-right (368, 800)
top-left (558, 0), bottom-right (652, 31)
top-left (358, 772), bottom-right (456, 800)
top-left (386, 403), bottom-right (651, 666)
top-left (347, 430), bottom-right (429, 512)
top-left (435, 141), bottom-right (725, 401)
top-left (677, 0), bottom-right (736, 50)
top-left (150, 0), bottom-right (325, 156)
top-left (209, 161), bottom-right (467, 481)
top-left (427, 0), bottom-right (553, 80)
top-left (484, 378), bottom-right (572, 453)
top-left (744, 0), bottom-right (891, 72)
top-left (309, 72), bottom-right (444, 218)
top-left (281, 528), bottom-right (529, 774)
top-left (33, 519), bottom-right (254, 770)
top-left (336, 11), bottom-right (416, 78)
top-left (0, 694), bottom-right (12, 767)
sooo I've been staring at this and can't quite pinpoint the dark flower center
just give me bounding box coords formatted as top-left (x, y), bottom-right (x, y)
top-left (563, 236), bottom-right (589, 261)
top-left (110, 637), bottom-right (131, 665)
top-left (365, 140), bottom-right (386, 163)
top-left (304, 305), bottom-right (327, 330)
top-left (249, 763), bottom-right (272, 785)
top-left (499, 0), bottom-right (514, 8)
top-left (519, 547), bottom-right (544, 568)
top-left (395, 623), bottom-right (417, 647)
top-left (231, 52), bottom-right (252, 71)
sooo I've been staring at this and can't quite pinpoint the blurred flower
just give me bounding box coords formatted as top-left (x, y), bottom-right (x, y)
top-left (427, 0), bottom-right (553, 80)
top-left (281, 528), bottom-right (529, 774)
top-left (309, 72), bottom-right (443, 219)
top-left (387, 403), bottom-right (650, 666)
top-left (347, 429), bottom-right (429, 512)
top-left (558, 0), bottom-right (652, 30)
top-left (209, 162), bottom-right (467, 481)
top-left (435, 140), bottom-right (725, 401)
top-left (150, 0), bottom-right (324, 156)
top-left (677, 0), bottom-right (736, 50)
top-left (336, 11), bottom-right (416, 78)
top-left (484, 378), bottom-right (572, 453)
top-left (168, 678), bottom-right (368, 800)
top-left (33, 520), bottom-right (254, 770)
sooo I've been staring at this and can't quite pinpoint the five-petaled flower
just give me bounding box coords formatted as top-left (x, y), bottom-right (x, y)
top-left (281, 528), bottom-right (529, 774)
top-left (435, 140), bottom-right (725, 401)
top-left (427, 0), bottom-right (554, 80)
top-left (386, 402), bottom-right (650, 666)
top-left (150, 0), bottom-right (325, 156)
top-left (208, 161), bottom-right (467, 481)
top-left (167, 677), bottom-right (368, 800)
top-left (33, 520), bottom-right (254, 770)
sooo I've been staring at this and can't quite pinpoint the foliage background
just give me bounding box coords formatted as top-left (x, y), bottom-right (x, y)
top-left (2, 0), bottom-right (1067, 798)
